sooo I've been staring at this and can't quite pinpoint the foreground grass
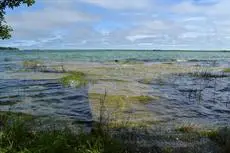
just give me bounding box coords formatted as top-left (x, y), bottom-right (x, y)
top-left (176, 125), bottom-right (230, 153)
top-left (0, 112), bottom-right (127, 153)
top-left (1, 111), bottom-right (230, 153)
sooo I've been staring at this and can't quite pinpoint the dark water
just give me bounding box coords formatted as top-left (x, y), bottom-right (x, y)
top-left (149, 74), bottom-right (230, 127)
top-left (0, 79), bottom-right (92, 122)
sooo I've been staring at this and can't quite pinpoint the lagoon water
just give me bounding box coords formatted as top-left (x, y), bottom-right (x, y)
top-left (0, 50), bottom-right (230, 127)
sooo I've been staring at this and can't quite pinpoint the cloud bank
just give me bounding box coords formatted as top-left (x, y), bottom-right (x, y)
top-left (1, 0), bottom-right (230, 49)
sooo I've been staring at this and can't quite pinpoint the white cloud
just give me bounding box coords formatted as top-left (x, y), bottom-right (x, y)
top-left (6, 7), bottom-right (98, 32)
top-left (80, 0), bottom-right (152, 10)
top-left (126, 35), bottom-right (157, 42)
top-left (171, 0), bottom-right (230, 16)
top-left (171, 1), bottom-right (202, 14)
top-left (1, 0), bottom-right (99, 48)
top-left (2, 0), bottom-right (230, 49)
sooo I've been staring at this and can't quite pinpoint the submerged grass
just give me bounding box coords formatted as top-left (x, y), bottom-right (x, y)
top-left (60, 72), bottom-right (88, 88)
top-left (89, 93), bottom-right (156, 107)
top-left (89, 93), bottom-right (158, 129)
top-left (223, 68), bottom-right (230, 73)
top-left (133, 95), bottom-right (157, 104)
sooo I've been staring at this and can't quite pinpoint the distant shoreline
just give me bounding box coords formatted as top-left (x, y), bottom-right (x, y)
top-left (0, 47), bottom-right (20, 51)
top-left (22, 49), bottom-right (230, 52)
top-left (1, 47), bottom-right (230, 52)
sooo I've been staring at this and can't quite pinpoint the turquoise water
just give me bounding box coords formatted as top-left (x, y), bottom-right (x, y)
top-left (1, 50), bottom-right (230, 63)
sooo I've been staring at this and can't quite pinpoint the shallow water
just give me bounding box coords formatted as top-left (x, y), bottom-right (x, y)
top-left (0, 79), bottom-right (92, 121)
top-left (149, 74), bottom-right (230, 127)
top-left (0, 50), bottom-right (229, 126)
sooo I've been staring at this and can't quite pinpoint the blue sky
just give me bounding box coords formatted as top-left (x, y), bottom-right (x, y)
top-left (0, 0), bottom-right (230, 49)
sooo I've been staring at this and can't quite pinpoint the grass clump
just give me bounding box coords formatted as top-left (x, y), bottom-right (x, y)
top-left (223, 68), bottom-right (230, 73)
top-left (132, 95), bottom-right (156, 104)
top-left (89, 93), bottom-right (156, 107)
top-left (176, 126), bottom-right (195, 133)
top-left (60, 72), bottom-right (88, 88)
top-left (141, 78), bottom-right (152, 84)
top-left (199, 129), bottom-right (219, 139)
top-left (0, 111), bottom-right (34, 123)
top-left (89, 93), bottom-right (157, 129)
top-left (176, 124), bottom-right (198, 133)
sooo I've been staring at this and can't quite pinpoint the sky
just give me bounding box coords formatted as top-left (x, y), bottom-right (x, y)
top-left (1, 0), bottom-right (230, 50)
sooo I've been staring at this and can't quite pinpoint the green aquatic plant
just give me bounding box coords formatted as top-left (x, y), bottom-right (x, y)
top-left (141, 78), bottom-right (152, 84)
top-left (90, 93), bottom-right (158, 129)
top-left (89, 93), bottom-right (156, 107)
top-left (199, 129), bottom-right (218, 138)
top-left (60, 72), bottom-right (88, 88)
top-left (223, 68), bottom-right (230, 73)
top-left (132, 95), bottom-right (157, 104)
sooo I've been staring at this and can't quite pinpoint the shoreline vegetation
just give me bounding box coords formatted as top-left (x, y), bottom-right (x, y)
top-left (0, 47), bottom-right (20, 51)
top-left (1, 46), bottom-right (230, 52)
top-left (24, 49), bottom-right (230, 52)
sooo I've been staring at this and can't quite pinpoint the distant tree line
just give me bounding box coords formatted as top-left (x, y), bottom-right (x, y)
top-left (0, 46), bottom-right (19, 50)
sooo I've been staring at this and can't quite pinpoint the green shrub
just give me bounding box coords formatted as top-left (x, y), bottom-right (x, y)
top-left (60, 72), bottom-right (88, 88)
